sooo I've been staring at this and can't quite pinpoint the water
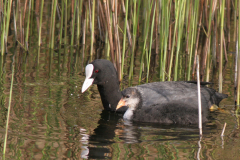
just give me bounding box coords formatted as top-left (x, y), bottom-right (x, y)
top-left (0, 45), bottom-right (238, 159)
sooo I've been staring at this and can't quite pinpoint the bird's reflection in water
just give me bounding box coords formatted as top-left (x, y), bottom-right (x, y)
top-left (85, 110), bottom-right (218, 159)
top-left (86, 110), bottom-right (123, 159)
top-left (117, 119), bottom-right (141, 144)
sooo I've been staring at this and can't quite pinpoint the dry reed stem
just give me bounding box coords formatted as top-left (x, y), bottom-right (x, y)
top-left (103, 0), bottom-right (116, 68)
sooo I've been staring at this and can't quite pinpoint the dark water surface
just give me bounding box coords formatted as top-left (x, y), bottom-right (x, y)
top-left (0, 45), bottom-right (239, 159)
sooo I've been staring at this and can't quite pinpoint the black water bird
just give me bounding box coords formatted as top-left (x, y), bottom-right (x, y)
top-left (116, 87), bottom-right (214, 124)
top-left (81, 59), bottom-right (228, 119)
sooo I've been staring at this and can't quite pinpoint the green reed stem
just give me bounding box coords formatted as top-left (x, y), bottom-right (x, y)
top-left (59, 0), bottom-right (64, 46)
top-left (5, 0), bottom-right (13, 44)
top-left (138, 0), bottom-right (150, 83)
top-left (25, 0), bottom-right (32, 50)
top-left (121, 0), bottom-right (129, 79)
top-left (237, 53), bottom-right (240, 106)
top-left (205, 0), bottom-right (214, 82)
top-left (71, 0), bottom-right (77, 46)
top-left (237, 0), bottom-right (240, 105)
top-left (38, 0), bottom-right (44, 46)
top-left (160, 0), bottom-right (171, 81)
top-left (1, 0), bottom-right (13, 54)
top-left (129, 0), bottom-right (137, 81)
top-left (77, 0), bottom-right (83, 45)
top-left (129, 0), bottom-right (140, 82)
top-left (219, 0), bottom-right (225, 93)
top-left (1, 5), bottom-right (6, 54)
top-left (146, 1), bottom-right (156, 83)
top-left (3, 55), bottom-right (14, 156)
top-left (174, 0), bottom-right (186, 81)
top-left (168, 0), bottom-right (181, 81)
top-left (50, 0), bottom-right (57, 49)
top-left (205, 38), bottom-right (211, 82)
top-left (187, 0), bottom-right (199, 80)
top-left (90, 0), bottom-right (96, 57)
top-left (13, 1), bottom-right (17, 42)
top-left (30, 0), bottom-right (34, 35)
top-left (64, 0), bottom-right (68, 45)
top-left (159, 0), bottom-right (164, 79)
top-left (49, 1), bottom-right (54, 48)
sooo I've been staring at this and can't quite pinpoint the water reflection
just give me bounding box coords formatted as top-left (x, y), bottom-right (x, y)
top-left (120, 120), bottom-right (140, 143)
top-left (87, 110), bottom-right (122, 159)
top-left (0, 45), bottom-right (237, 159)
top-left (84, 110), bottom-right (221, 159)
top-left (80, 128), bottom-right (89, 159)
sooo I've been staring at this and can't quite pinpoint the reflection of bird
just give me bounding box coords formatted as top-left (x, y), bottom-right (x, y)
top-left (81, 59), bottom-right (228, 116)
top-left (87, 110), bottom-right (123, 159)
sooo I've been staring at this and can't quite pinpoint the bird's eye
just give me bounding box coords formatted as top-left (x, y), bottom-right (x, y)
top-left (95, 70), bottom-right (99, 73)
top-left (126, 95), bottom-right (130, 98)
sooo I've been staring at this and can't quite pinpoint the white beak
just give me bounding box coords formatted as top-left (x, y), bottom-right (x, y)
top-left (82, 64), bottom-right (94, 93)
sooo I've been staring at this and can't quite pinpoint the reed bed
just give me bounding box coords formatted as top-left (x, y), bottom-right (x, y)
top-left (0, 1), bottom-right (240, 111)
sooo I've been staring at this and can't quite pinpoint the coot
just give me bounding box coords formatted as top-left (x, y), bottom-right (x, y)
top-left (81, 59), bottom-right (228, 114)
top-left (116, 87), bottom-right (210, 124)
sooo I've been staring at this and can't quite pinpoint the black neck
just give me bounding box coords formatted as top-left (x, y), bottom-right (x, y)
top-left (97, 83), bottom-right (122, 111)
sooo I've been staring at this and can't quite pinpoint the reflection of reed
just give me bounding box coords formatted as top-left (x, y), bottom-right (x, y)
top-left (80, 128), bottom-right (89, 159)
top-left (197, 136), bottom-right (202, 160)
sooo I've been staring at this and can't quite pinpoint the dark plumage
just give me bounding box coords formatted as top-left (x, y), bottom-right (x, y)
top-left (117, 88), bottom-right (210, 124)
top-left (82, 59), bottom-right (228, 119)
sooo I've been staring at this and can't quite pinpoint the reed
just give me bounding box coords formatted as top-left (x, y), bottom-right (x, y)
top-left (121, 0), bottom-right (129, 80)
top-left (237, 1), bottom-right (240, 105)
top-left (196, 55), bottom-right (202, 136)
top-left (160, 0), bottom-right (171, 81)
top-left (219, 0), bottom-right (225, 93)
top-left (187, 0), bottom-right (199, 80)
top-left (5, 0), bottom-right (13, 45)
top-left (50, 0), bottom-right (57, 49)
top-left (70, 0), bottom-right (77, 46)
top-left (1, 1), bottom-right (9, 54)
top-left (146, 1), bottom-right (156, 83)
top-left (13, 1), bottom-right (18, 42)
top-left (77, 0), bottom-right (83, 45)
top-left (30, 0), bottom-right (34, 35)
top-left (129, 0), bottom-right (140, 82)
top-left (64, 0), bottom-right (68, 45)
top-left (3, 54), bottom-right (15, 156)
top-left (82, 9), bottom-right (86, 70)
top-left (25, 0), bottom-right (32, 50)
top-left (235, 1), bottom-right (239, 104)
top-left (112, 0), bottom-right (122, 81)
top-left (168, 0), bottom-right (181, 81)
top-left (205, 0), bottom-right (214, 82)
top-left (234, 0), bottom-right (238, 41)
top-left (59, 0), bottom-right (64, 46)
top-left (90, 0), bottom-right (95, 57)
top-left (237, 53), bottom-right (240, 105)
top-left (138, 0), bottom-right (150, 83)
top-left (38, 0), bottom-right (44, 46)
top-left (173, 0), bottom-right (186, 81)
top-left (103, 0), bottom-right (115, 67)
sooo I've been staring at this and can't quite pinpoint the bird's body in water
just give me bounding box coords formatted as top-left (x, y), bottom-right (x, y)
top-left (82, 59), bottom-right (228, 124)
